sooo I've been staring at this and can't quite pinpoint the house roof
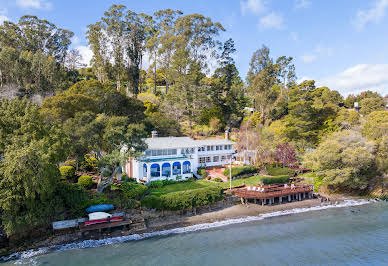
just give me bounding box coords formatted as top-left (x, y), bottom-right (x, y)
top-left (145, 137), bottom-right (235, 150)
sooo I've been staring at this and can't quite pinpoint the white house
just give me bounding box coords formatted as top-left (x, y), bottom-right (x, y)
top-left (123, 131), bottom-right (235, 183)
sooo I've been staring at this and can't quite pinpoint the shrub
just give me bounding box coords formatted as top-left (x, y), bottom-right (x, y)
top-left (88, 193), bottom-right (112, 206)
top-left (78, 175), bottom-right (93, 189)
top-left (223, 166), bottom-right (258, 178)
top-left (59, 166), bottom-right (75, 180)
top-left (149, 180), bottom-right (164, 188)
top-left (213, 177), bottom-right (223, 182)
top-left (198, 168), bottom-right (207, 178)
top-left (64, 160), bottom-right (77, 167)
top-left (83, 154), bottom-right (98, 172)
top-left (163, 179), bottom-right (178, 186)
top-left (266, 166), bottom-right (294, 176)
top-left (259, 175), bottom-right (290, 185)
top-left (55, 181), bottom-right (89, 217)
top-left (121, 182), bottom-right (147, 199)
top-left (142, 186), bottom-right (224, 211)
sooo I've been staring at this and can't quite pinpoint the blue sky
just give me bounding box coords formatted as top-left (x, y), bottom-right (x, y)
top-left (0, 0), bottom-right (387, 96)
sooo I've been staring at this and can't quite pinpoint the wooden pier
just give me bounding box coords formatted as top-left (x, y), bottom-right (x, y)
top-left (79, 219), bottom-right (132, 233)
top-left (233, 184), bottom-right (314, 205)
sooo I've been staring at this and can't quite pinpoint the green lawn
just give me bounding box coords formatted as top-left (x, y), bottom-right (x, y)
top-left (218, 175), bottom-right (268, 189)
top-left (148, 179), bottom-right (219, 197)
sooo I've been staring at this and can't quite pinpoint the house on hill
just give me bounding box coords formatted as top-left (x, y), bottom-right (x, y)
top-left (123, 131), bottom-right (236, 183)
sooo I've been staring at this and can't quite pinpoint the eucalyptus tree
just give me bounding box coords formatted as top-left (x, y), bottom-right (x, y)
top-left (247, 45), bottom-right (278, 123)
top-left (152, 9), bottom-right (182, 94)
top-left (87, 4), bottom-right (149, 96)
top-left (164, 13), bottom-right (225, 127)
top-left (0, 15), bottom-right (73, 62)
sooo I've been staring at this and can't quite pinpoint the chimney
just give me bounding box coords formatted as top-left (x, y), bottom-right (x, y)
top-left (225, 129), bottom-right (229, 140)
top-left (151, 130), bottom-right (158, 138)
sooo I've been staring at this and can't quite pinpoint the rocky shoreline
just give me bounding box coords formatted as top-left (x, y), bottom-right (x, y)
top-left (0, 194), bottom-right (365, 261)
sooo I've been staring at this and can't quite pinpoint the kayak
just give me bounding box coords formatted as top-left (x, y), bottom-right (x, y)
top-left (86, 204), bottom-right (114, 213)
top-left (88, 212), bottom-right (112, 221)
top-left (85, 212), bottom-right (124, 226)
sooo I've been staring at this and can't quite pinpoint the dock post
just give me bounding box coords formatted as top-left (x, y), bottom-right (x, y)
top-left (288, 195), bottom-right (291, 202)
top-left (262, 199), bottom-right (265, 206)
top-left (241, 197), bottom-right (244, 204)
top-left (279, 196), bottom-right (282, 204)
top-left (254, 199), bottom-right (257, 204)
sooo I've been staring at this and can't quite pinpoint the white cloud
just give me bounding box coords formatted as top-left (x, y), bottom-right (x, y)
top-left (71, 36), bottom-right (81, 46)
top-left (353, 0), bottom-right (388, 30)
top-left (76, 45), bottom-right (93, 67)
top-left (294, 0), bottom-right (311, 9)
top-left (317, 64), bottom-right (388, 96)
top-left (301, 44), bottom-right (332, 63)
top-left (258, 12), bottom-right (284, 30)
top-left (240, 0), bottom-right (266, 15)
top-left (301, 55), bottom-right (317, 63)
top-left (290, 31), bottom-right (299, 41)
top-left (0, 9), bottom-right (9, 24)
top-left (16, 0), bottom-right (52, 10)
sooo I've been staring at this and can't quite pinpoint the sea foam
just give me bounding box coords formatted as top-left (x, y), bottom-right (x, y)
top-left (2, 199), bottom-right (372, 263)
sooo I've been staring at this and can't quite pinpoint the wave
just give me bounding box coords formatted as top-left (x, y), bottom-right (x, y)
top-left (2, 199), bottom-right (373, 263)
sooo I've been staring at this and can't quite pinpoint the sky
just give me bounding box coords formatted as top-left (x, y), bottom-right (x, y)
top-left (0, 0), bottom-right (387, 97)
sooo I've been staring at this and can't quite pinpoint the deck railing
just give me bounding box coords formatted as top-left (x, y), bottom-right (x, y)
top-left (233, 184), bottom-right (313, 199)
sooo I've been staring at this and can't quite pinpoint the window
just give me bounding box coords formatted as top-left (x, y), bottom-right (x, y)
top-left (149, 149), bottom-right (177, 157)
top-left (199, 157), bottom-right (205, 163)
top-left (143, 164), bottom-right (147, 178)
top-left (150, 164), bottom-right (160, 177)
top-left (206, 157), bottom-right (211, 163)
top-left (162, 163), bottom-right (171, 177)
top-left (183, 161), bottom-right (191, 174)
top-left (221, 155), bottom-right (226, 161)
top-left (216, 146), bottom-right (219, 151)
top-left (229, 145), bottom-right (233, 150)
top-left (173, 162), bottom-right (181, 175)
top-left (213, 156), bottom-right (219, 162)
top-left (207, 146), bottom-right (211, 151)
top-left (224, 145), bottom-right (228, 150)
top-left (220, 145), bottom-right (223, 150)
top-left (201, 147), bottom-right (205, 151)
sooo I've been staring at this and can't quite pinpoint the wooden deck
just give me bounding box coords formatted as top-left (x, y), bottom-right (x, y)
top-left (79, 219), bottom-right (132, 233)
top-left (233, 184), bottom-right (314, 205)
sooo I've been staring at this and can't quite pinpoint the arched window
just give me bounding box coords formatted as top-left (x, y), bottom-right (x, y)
top-left (183, 161), bottom-right (191, 174)
top-left (143, 164), bottom-right (147, 178)
top-left (150, 164), bottom-right (160, 177)
top-left (172, 162), bottom-right (181, 175)
top-left (162, 163), bottom-right (171, 177)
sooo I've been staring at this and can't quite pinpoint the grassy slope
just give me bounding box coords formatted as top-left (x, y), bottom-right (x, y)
top-left (148, 180), bottom-right (219, 197)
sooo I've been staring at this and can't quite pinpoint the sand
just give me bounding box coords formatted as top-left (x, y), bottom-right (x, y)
top-left (184, 198), bottom-right (323, 225)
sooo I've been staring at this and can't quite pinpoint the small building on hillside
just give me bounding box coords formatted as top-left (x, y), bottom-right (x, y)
top-left (123, 131), bottom-right (236, 183)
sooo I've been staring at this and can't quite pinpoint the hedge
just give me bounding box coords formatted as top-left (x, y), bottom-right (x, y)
top-left (266, 166), bottom-right (294, 176)
top-left (142, 186), bottom-right (224, 210)
top-left (121, 182), bottom-right (147, 199)
top-left (223, 166), bottom-right (258, 178)
top-left (259, 175), bottom-right (290, 185)
top-left (213, 177), bottom-right (223, 182)
top-left (78, 175), bottom-right (93, 189)
top-left (59, 166), bottom-right (75, 180)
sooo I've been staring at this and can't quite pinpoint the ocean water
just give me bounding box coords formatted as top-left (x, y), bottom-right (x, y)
top-left (3, 200), bottom-right (388, 266)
